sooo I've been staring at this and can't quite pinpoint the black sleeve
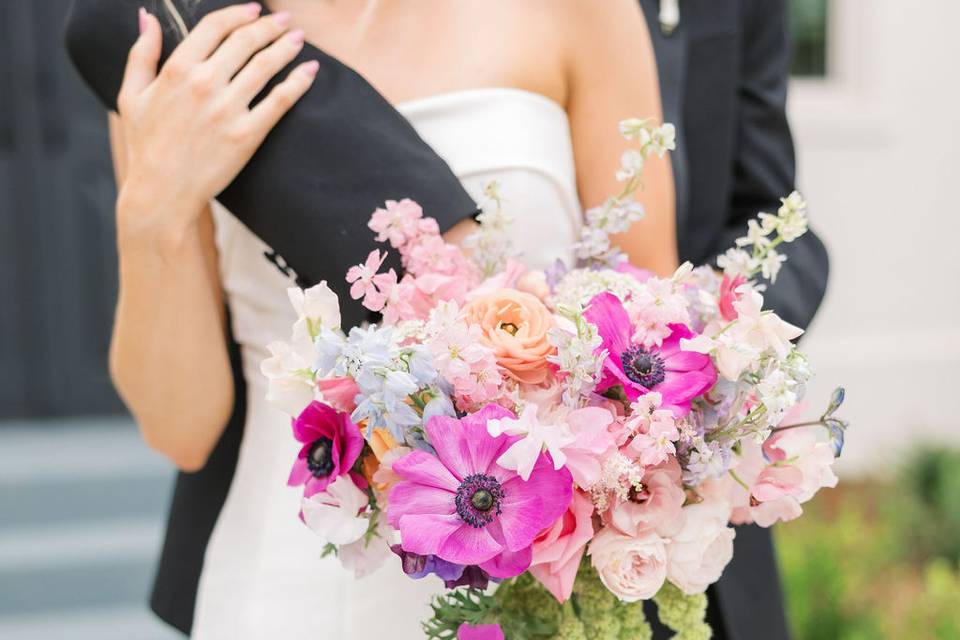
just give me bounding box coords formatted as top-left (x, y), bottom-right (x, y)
top-left (64, 0), bottom-right (477, 329)
top-left (706, 0), bottom-right (829, 331)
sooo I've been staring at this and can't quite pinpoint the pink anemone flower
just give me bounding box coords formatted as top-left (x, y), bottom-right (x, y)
top-left (288, 401), bottom-right (365, 497)
top-left (584, 292), bottom-right (717, 416)
top-left (387, 405), bottom-right (573, 579)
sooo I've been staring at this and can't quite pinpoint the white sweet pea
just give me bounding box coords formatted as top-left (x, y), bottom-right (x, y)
top-left (338, 519), bottom-right (394, 578)
top-left (731, 288), bottom-right (803, 360)
top-left (260, 340), bottom-right (317, 415)
top-left (301, 476), bottom-right (370, 545)
top-left (288, 282), bottom-right (341, 349)
top-left (487, 404), bottom-right (574, 481)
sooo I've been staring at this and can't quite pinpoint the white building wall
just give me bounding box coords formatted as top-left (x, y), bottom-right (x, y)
top-left (787, 0), bottom-right (960, 473)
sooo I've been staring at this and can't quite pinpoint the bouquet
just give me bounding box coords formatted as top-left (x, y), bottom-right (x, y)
top-left (261, 117), bottom-right (848, 639)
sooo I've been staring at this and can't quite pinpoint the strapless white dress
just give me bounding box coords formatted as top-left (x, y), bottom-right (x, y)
top-left (194, 88), bottom-right (583, 639)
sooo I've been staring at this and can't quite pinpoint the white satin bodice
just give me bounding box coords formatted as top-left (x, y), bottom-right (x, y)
top-left (195, 88), bottom-right (582, 639)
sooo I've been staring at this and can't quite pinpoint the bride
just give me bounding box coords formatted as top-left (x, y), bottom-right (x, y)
top-left (109, 1), bottom-right (676, 637)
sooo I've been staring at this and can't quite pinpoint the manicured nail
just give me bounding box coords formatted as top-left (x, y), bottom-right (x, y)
top-left (302, 60), bottom-right (320, 78)
top-left (272, 10), bottom-right (291, 26)
top-left (286, 29), bottom-right (305, 45)
top-left (246, 2), bottom-right (262, 17)
top-left (138, 7), bottom-right (148, 34)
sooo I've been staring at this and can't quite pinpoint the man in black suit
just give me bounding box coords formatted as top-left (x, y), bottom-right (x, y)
top-left (639, 1), bottom-right (830, 638)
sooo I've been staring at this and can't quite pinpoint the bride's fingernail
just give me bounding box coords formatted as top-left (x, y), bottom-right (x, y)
top-left (272, 10), bottom-right (291, 26)
top-left (302, 60), bottom-right (320, 79)
top-left (286, 29), bottom-right (304, 45)
top-left (245, 2), bottom-right (262, 17)
top-left (138, 7), bottom-right (148, 34)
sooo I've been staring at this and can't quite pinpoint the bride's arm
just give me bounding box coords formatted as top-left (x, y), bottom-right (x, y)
top-left (562, 0), bottom-right (678, 276)
top-left (108, 7), bottom-right (317, 471)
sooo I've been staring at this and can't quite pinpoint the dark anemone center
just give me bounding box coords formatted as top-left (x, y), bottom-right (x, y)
top-left (306, 437), bottom-right (335, 477)
top-left (455, 474), bottom-right (504, 528)
top-left (621, 345), bottom-right (667, 388)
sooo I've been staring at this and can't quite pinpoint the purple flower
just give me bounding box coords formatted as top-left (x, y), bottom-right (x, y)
top-left (288, 401), bottom-right (365, 497)
top-left (584, 292), bottom-right (717, 416)
top-left (458, 623), bottom-right (505, 640)
top-left (387, 405), bottom-right (573, 579)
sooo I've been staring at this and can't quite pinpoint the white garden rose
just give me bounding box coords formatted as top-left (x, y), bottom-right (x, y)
top-left (666, 500), bottom-right (736, 595)
top-left (588, 528), bottom-right (667, 602)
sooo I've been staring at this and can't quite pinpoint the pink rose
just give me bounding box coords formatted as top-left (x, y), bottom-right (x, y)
top-left (607, 458), bottom-right (686, 538)
top-left (528, 490), bottom-right (596, 602)
top-left (666, 500), bottom-right (736, 595)
top-left (588, 527), bottom-right (667, 602)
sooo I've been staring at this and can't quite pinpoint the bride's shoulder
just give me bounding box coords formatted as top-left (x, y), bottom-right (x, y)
top-left (552, 0), bottom-right (652, 44)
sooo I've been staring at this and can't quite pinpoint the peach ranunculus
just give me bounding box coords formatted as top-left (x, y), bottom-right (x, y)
top-left (528, 490), bottom-right (596, 602)
top-left (463, 288), bottom-right (556, 384)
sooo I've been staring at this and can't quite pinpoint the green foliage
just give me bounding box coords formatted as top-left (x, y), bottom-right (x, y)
top-left (423, 588), bottom-right (499, 640)
top-left (652, 583), bottom-right (710, 640)
top-left (777, 446), bottom-right (960, 640)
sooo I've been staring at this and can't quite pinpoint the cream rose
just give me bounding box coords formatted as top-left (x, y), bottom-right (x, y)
top-left (666, 500), bottom-right (736, 595)
top-left (463, 288), bottom-right (556, 384)
top-left (588, 528), bottom-right (667, 602)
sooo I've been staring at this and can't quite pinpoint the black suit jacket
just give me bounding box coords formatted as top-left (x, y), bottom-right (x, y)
top-left (64, 0), bottom-right (476, 634)
top-left (639, 1), bottom-right (829, 639)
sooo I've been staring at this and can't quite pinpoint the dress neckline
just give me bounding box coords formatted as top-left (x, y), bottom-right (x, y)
top-left (394, 87), bottom-right (567, 119)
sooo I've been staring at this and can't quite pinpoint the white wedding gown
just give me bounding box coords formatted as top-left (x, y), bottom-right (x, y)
top-left (194, 88), bottom-right (583, 638)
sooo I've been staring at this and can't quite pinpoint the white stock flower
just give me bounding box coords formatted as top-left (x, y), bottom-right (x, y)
top-left (301, 475), bottom-right (370, 546)
top-left (716, 248), bottom-right (757, 279)
top-left (616, 149), bottom-right (645, 181)
top-left (759, 249), bottom-right (787, 282)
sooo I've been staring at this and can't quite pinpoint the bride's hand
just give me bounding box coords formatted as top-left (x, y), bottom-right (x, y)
top-left (115, 4), bottom-right (318, 248)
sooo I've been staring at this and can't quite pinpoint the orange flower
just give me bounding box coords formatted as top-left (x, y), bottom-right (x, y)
top-left (464, 288), bottom-right (556, 385)
top-left (369, 428), bottom-right (398, 461)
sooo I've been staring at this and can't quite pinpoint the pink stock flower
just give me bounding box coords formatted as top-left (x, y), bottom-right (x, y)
top-left (718, 274), bottom-right (747, 322)
top-left (529, 490), bottom-right (596, 603)
top-left (316, 377), bottom-right (360, 413)
top-left (387, 405), bottom-right (573, 579)
top-left (623, 395), bottom-right (681, 467)
top-left (607, 457), bottom-right (686, 538)
top-left (288, 401), bottom-right (365, 497)
top-left (584, 292), bottom-right (717, 416)
top-left (368, 199), bottom-right (424, 248)
top-left (457, 623), bottom-right (505, 640)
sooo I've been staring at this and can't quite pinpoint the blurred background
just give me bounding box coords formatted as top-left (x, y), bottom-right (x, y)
top-left (1, 0), bottom-right (958, 638)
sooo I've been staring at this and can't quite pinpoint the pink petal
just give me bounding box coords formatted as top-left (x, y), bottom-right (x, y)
top-left (496, 491), bottom-right (546, 551)
top-left (457, 623), bottom-right (505, 640)
top-left (392, 450), bottom-right (460, 491)
top-left (584, 293), bottom-right (633, 357)
top-left (438, 523), bottom-right (502, 565)
top-left (287, 458), bottom-right (311, 486)
top-left (502, 458), bottom-right (574, 527)
top-left (662, 349), bottom-right (711, 372)
top-left (657, 370), bottom-right (716, 403)
top-left (397, 513), bottom-right (462, 556)
top-left (424, 416), bottom-right (475, 481)
top-left (479, 544), bottom-right (533, 579)
top-left (460, 405), bottom-right (517, 473)
top-left (386, 482), bottom-right (456, 527)
top-left (338, 414), bottom-right (365, 469)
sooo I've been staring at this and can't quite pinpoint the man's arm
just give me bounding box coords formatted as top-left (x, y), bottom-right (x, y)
top-left (708, 0), bottom-right (829, 330)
